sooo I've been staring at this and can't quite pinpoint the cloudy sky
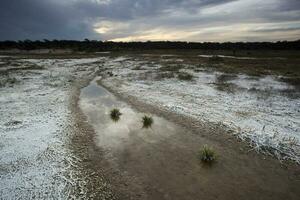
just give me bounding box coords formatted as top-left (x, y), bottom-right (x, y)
top-left (0, 0), bottom-right (299, 42)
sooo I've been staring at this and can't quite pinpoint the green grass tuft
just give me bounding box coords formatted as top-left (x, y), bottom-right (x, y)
top-left (142, 115), bottom-right (153, 128)
top-left (199, 145), bottom-right (216, 163)
top-left (110, 108), bottom-right (122, 122)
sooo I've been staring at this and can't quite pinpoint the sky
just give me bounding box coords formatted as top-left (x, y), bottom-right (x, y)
top-left (0, 0), bottom-right (299, 42)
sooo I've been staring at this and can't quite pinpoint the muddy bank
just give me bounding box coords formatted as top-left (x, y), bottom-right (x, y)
top-left (62, 77), bottom-right (116, 199)
top-left (84, 78), bottom-right (300, 200)
top-left (67, 77), bottom-right (151, 199)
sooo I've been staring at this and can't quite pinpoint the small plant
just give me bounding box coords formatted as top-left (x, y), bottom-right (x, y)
top-left (142, 115), bottom-right (153, 128)
top-left (110, 108), bottom-right (122, 122)
top-left (177, 72), bottom-right (193, 81)
top-left (199, 145), bottom-right (216, 163)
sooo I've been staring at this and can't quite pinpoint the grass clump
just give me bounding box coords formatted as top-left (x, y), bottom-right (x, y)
top-left (142, 115), bottom-right (153, 128)
top-left (177, 72), bottom-right (193, 81)
top-left (199, 145), bottom-right (216, 163)
top-left (110, 108), bottom-right (122, 122)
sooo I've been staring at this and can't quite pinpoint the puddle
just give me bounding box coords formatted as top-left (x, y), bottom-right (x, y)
top-left (79, 78), bottom-right (177, 151)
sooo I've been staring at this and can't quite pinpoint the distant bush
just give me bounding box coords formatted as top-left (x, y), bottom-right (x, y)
top-left (160, 64), bottom-right (183, 72)
top-left (1, 40), bottom-right (299, 51)
top-left (156, 72), bottom-right (175, 80)
top-left (0, 77), bottom-right (18, 87)
top-left (177, 72), bottom-right (193, 81)
top-left (209, 55), bottom-right (223, 62)
top-left (8, 77), bottom-right (17, 84)
top-left (142, 115), bottom-right (153, 128)
top-left (110, 108), bottom-right (122, 122)
top-left (199, 145), bottom-right (216, 163)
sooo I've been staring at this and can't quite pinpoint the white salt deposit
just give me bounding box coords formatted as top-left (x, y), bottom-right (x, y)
top-left (0, 57), bottom-right (104, 198)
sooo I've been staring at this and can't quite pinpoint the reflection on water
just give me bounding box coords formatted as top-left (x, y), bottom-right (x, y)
top-left (79, 78), bottom-right (177, 151)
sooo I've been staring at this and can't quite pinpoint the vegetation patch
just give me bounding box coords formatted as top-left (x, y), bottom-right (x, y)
top-left (215, 82), bottom-right (237, 93)
top-left (4, 120), bottom-right (22, 126)
top-left (159, 64), bottom-right (183, 72)
top-left (142, 115), bottom-right (153, 128)
top-left (177, 72), bottom-right (194, 81)
top-left (199, 145), bottom-right (216, 163)
top-left (214, 73), bottom-right (239, 93)
top-left (155, 71), bottom-right (175, 80)
top-left (216, 73), bottom-right (237, 82)
top-left (0, 76), bottom-right (19, 87)
top-left (110, 108), bottom-right (122, 122)
top-left (132, 66), bottom-right (142, 70)
top-left (208, 55), bottom-right (224, 63)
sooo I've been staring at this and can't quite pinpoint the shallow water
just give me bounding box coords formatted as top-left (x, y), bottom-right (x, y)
top-left (79, 78), bottom-right (178, 151)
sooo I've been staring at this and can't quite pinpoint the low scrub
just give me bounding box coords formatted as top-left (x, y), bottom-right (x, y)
top-left (142, 115), bottom-right (153, 128)
top-left (177, 72), bottom-right (193, 81)
top-left (0, 77), bottom-right (18, 87)
top-left (110, 108), bottom-right (122, 122)
top-left (199, 145), bottom-right (216, 163)
top-left (209, 55), bottom-right (224, 62)
top-left (160, 64), bottom-right (183, 72)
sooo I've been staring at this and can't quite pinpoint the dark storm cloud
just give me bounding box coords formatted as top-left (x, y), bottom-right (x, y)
top-left (0, 0), bottom-right (299, 41)
top-left (0, 0), bottom-right (236, 40)
top-left (74, 0), bottom-right (236, 18)
top-left (0, 0), bottom-right (98, 40)
top-left (278, 0), bottom-right (300, 11)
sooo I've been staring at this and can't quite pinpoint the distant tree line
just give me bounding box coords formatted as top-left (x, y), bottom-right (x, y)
top-left (0, 39), bottom-right (299, 51)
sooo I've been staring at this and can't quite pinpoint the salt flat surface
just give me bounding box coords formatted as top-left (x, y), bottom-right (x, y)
top-left (0, 57), bottom-right (104, 199)
top-left (198, 54), bottom-right (286, 60)
top-left (101, 56), bottom-right (300, 163)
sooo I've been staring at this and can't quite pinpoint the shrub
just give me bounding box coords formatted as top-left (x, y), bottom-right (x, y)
top-left (177, 72), bottom-right (193, 81)
top-left (199, 145), bottom-right (216, 163)
top-left (142, 115), bottom-right (153, 128)
top-left (160, 64), bottom-right (183, 72)
top-left (209, 55), bottom-right (223, 62)
top-left (110, 108), bottom-right (122, 122)
top-left (0, 77), bottom-right (18, 87)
